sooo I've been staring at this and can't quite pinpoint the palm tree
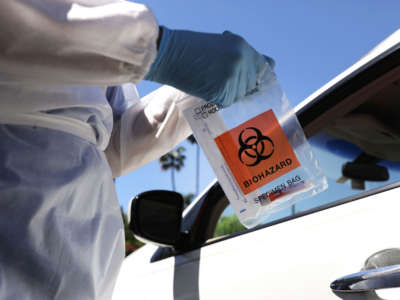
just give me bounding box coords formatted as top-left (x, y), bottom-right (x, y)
top-left (187, 135), bottom-right (200, 196)
top-left (159, 146), bottom-right (186, 191)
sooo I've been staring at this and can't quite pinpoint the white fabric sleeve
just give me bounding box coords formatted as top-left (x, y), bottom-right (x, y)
top-left (0, 0), bottom-right (158, 85)
top-left (105, 86), bottom-right (202, 178)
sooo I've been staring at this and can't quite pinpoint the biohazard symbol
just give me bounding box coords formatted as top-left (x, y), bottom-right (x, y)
top-left (238, 127), bottom-right (274, 167)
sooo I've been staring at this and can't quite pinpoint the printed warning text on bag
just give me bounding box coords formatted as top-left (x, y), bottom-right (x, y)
top-left (214, 109), bottom-right (301, 195)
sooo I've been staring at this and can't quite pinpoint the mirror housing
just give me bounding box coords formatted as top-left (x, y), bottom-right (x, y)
top-left (129, 190), bottom-right (184, 248)
top-left (342, 162), bottom-right (389, 181)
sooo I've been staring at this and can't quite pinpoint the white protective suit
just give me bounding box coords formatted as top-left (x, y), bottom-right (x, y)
top-left (0, 1), bottom-right (199, 299)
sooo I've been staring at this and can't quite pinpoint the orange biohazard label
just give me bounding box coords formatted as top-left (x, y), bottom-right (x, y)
top-left (214, 109), bottom-right (300, 195)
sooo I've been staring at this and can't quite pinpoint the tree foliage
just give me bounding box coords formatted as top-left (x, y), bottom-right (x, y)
top-left (214, 215), bottom-right (246, 238)
top-left (183, 193), bottom-right (194, 209)
top-left (159, 146), bottom-right (186, 172)
top-left (159, 146), bottom-right (186, 191)
top-left (121, 207), bottom-right (143, 256)
top-left (187, 134), bottom-right (197, 145)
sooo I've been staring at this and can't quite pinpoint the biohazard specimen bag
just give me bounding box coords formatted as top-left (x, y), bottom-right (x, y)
top-left (177, 64), bottom-right (327, 228)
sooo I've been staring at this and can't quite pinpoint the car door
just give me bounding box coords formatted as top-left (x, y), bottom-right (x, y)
top-left (195, 156), bottom-right (400, 299)
top-left (113, 30), bottom-right (400, 300)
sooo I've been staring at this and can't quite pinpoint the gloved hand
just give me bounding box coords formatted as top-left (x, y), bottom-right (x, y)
top-left (145, 26), bottom-right (275, 108)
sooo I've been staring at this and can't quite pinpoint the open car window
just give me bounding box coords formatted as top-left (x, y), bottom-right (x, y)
top-left (212, 32), bottom-right (400, 241)
top-left (212, 129), bottom-right (400, 240)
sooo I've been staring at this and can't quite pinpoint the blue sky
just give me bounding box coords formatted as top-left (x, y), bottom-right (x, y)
top-left (116, 0), bottom-right (400, 211)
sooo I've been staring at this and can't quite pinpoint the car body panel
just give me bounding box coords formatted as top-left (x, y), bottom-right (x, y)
top-left (113, 184), bottom-right (400, 299)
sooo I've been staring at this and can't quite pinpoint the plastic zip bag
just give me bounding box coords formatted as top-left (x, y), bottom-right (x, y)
top-left (176, 64), bottom-right (327, 228)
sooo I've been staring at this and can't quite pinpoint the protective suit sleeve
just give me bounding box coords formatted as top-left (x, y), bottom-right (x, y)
top-left (105, 85), bottom-right (202, 178)
top-left (0, 1), bottom-right (158, 85)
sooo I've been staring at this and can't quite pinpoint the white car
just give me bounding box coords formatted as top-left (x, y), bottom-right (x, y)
top-left (112, 30), bottom-right (400, 300)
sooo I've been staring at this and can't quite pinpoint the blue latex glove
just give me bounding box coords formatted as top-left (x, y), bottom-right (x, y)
top-left (145, 26), bottom-right (274, 108)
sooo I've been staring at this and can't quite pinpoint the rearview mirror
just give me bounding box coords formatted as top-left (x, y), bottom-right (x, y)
top-left (129, 190), bottom-right (183, 248)
top-left (342, 162), bottom-right (389, 182)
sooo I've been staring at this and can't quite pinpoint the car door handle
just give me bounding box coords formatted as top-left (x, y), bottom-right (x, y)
top-left (331, 264), bottom-right (400, 300)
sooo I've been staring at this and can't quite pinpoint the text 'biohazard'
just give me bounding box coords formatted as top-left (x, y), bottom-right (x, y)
top-left (214, 109), bottom-right (301, 195)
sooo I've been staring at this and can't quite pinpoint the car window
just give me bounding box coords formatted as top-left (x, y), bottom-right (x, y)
top-left (213, 208), bottom-right (246, 239)
top-left (212, 130), bottom-right (400, 240)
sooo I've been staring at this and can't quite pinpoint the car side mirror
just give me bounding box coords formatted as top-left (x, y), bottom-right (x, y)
top-left (129, 190), bottom-right (184, 248)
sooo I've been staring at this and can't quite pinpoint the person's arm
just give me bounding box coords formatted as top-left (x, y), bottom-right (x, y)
top-left (105, 85), bottom-right (201, 178)
top-left (0, 0), bottom-right (159, 85)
